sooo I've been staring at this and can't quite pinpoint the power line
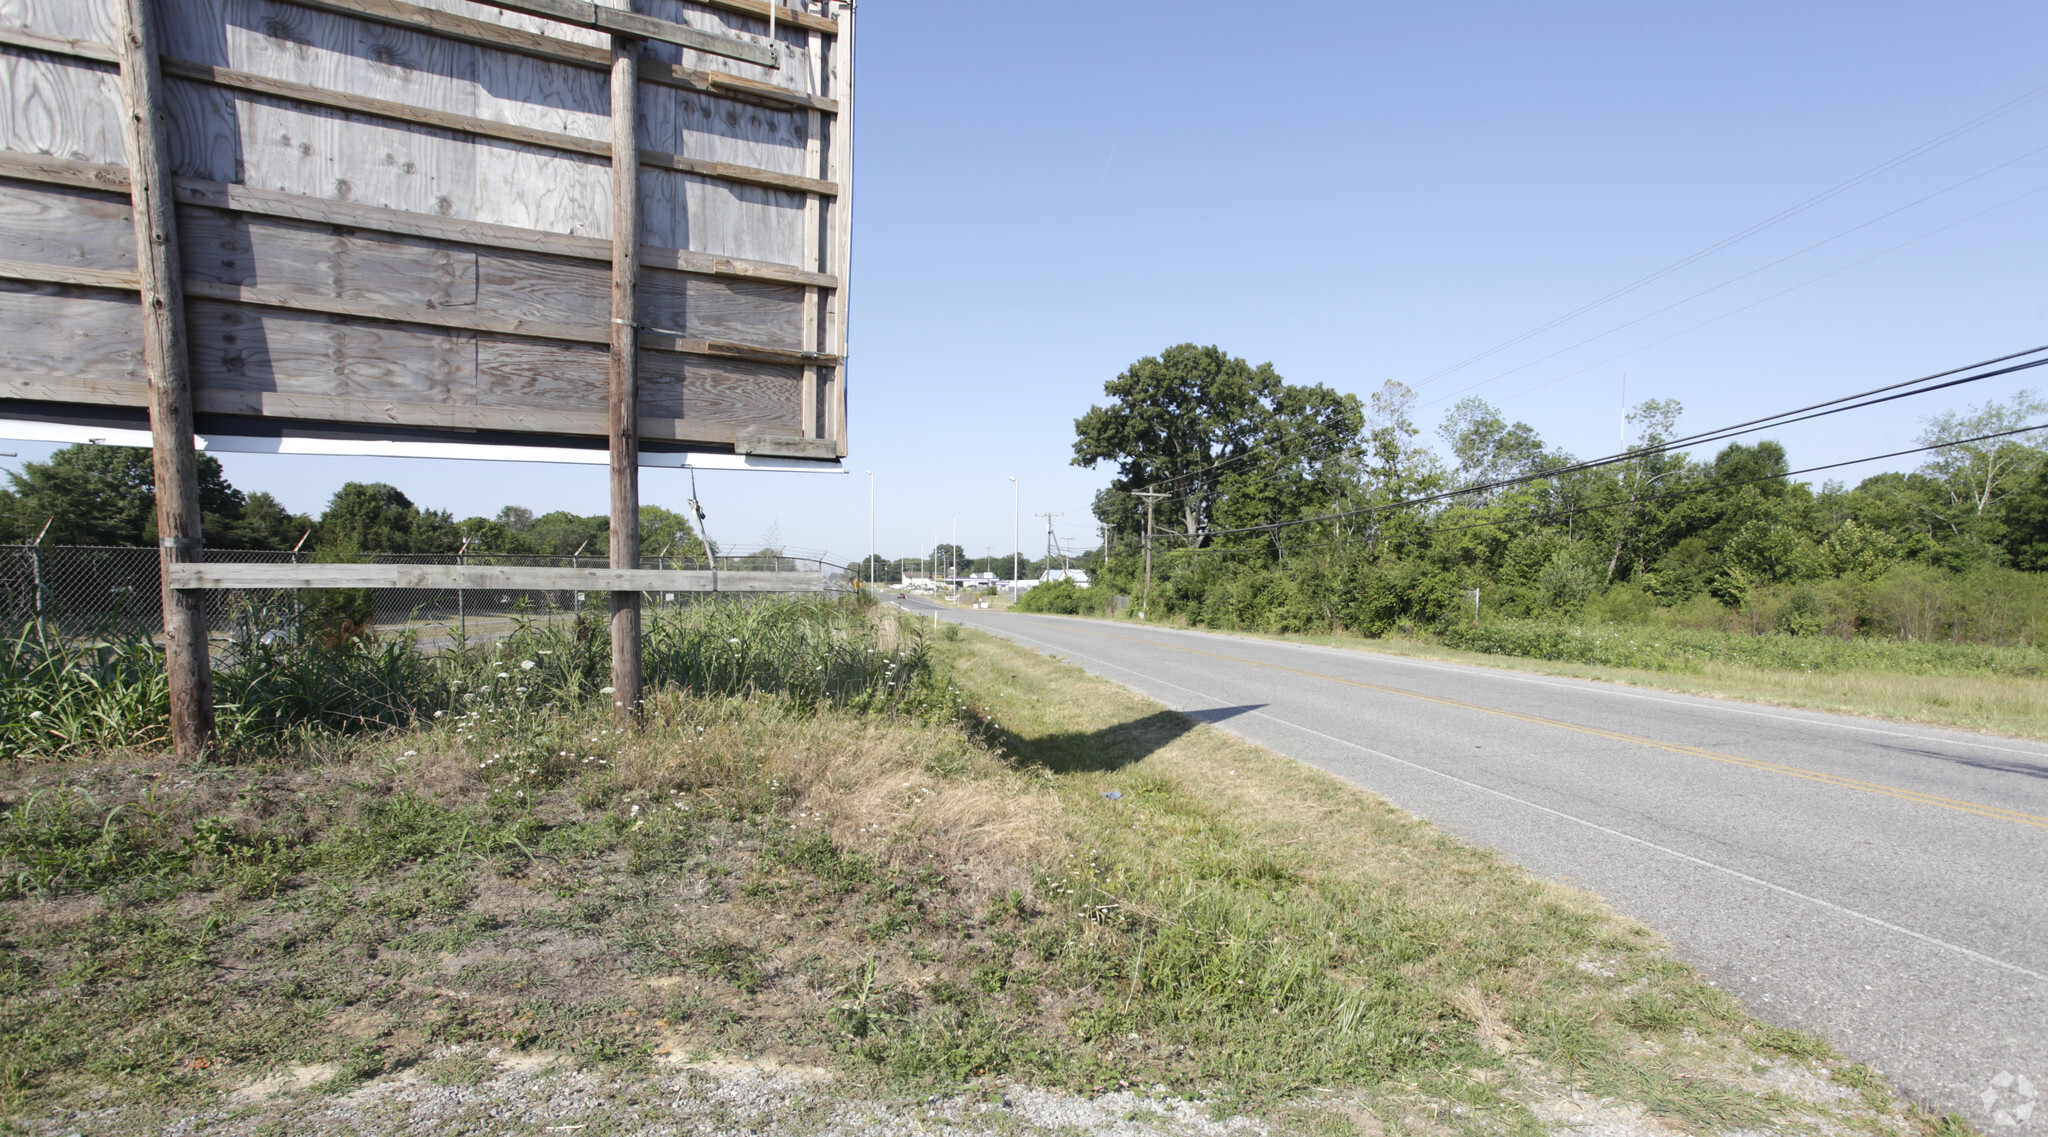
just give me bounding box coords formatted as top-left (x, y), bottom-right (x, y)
top-left (1167, 420), bottom-right (2048, 560)
top-left (1410, 78), bottom-right (2048, 390)
top-left (1483, 179), bottom-right (2048, 409)
top-left (1179, 346), bottom-right (2048, 541)
top-left (1423, 151), bottom-right (2048, 408)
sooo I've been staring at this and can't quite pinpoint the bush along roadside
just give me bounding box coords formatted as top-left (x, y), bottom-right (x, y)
top-left (0, 605), bottom-right (1967, 1135)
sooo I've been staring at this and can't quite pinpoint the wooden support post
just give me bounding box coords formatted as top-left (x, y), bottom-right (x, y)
top-left (608, 34), bottom-right (643, 722)
top-left (118, 0), bottom-right (214, 759)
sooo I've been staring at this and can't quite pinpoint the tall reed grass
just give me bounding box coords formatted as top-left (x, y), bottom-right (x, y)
top-left (0, 597), bottom-right (935, 761)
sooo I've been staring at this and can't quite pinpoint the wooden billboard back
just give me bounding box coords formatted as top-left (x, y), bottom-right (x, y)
top-left (0, 0), bottom-right (850, 464)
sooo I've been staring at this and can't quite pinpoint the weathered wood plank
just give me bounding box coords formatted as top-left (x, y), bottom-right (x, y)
top-left (166, 561), bottom-right (824, 592)
top-left (668, 273), bottom-right (802, 348)
top-left (640, 351), bottom-right (798, 428)
top-left (0, 255), bottom-right (136, 287)
top-left (606, 31), bottom-right (640, 715)
top-left (3, 0), bottom-right (839, 114)
top-left (0, 0), bottom-right (122, 43)
top-left (0, 179), bottom-right (137, 269)
top-left (469, 0), bottom-right (776, 67)
top-left (0, 45), bottom-right (128, 164)
top-left (0, 150), bottom-right (841, 288)
top-left (0, 236), bottom-right (830, 359)
top-left (696, 0), bottom-right (835, 37)
top-left (121, 0), bottom-right (217, 756)
top-left (822, 0), bottom-right (846, 454)
top-left (178, 203), bottom-right (479, 310)
top-left (0, 22), bottom-right (120, 64)
top-left (186, 298), bottom-right (482, 403)
top-left (0, 277), bottom-right (145, 382)
top-left (639, 0), bottom-right (808, 98)
top-left (156, 50), bottom-right (835, 196)
top-left (670, 87), bottom-right (810, 177)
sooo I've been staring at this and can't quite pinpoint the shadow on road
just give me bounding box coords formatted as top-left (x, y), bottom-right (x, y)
top-left (1878, 742), bottom-right (2048, 781)
top-left (985, 705), bottom-right (1264, 773)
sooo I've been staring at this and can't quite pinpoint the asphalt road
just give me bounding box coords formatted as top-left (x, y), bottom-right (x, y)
top-left (904, 600), bottom-right (2048, 1129)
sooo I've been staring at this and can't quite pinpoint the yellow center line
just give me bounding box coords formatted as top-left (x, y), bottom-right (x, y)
top-left (1037, 620), bottom-right (2048, 831)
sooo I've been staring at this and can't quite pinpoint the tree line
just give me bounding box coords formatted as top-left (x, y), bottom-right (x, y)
top-left (0, 445), bottom-right (706, 561)
top-left (1061, 344), bottom-right (2048, 643)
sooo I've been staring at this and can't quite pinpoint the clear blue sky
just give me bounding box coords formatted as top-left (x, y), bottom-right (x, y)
top-left (9, 0), bottom-right (2048, 567)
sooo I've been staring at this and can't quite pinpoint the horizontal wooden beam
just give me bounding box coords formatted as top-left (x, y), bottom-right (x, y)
top-left (0, 256), bottom-right (841, 366)
top-left (0, 7), bottom-right (835, 116)
top-left (0, 151), bottom-right (840, 289)
top-left (469, 0), bottom-right (777, 67)
top-left (158, 58), bottom-right (836, 198)
top-left (695, 0), bottom-right (839, 36)
top-left (271, 0), bottom-right (838, 109)
top-left (0, 257), bottom-right (137, 291)
top-left (166, 563), bottom-right (824, 592)
top-left (0, 22), bottom-right (117, 64)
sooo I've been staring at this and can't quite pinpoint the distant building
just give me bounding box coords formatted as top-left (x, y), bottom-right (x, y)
top-left (1039, 568), bottom-right (1091, 586)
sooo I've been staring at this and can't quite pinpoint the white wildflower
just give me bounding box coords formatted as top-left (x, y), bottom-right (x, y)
top-left (521, 660), bottom-right (536, 671)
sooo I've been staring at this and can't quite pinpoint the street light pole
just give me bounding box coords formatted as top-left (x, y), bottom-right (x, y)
top-left (1006, 476), bottom-right (1019, 591)
top-left (865, 469), bottom-right (875, 586)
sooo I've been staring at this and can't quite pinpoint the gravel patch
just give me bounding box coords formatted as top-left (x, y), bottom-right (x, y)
top-left (21, 1052), bottom-right (1279, 1137)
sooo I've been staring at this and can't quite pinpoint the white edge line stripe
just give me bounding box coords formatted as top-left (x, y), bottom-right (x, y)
top-left (963, 612), bottom-right (2048, 986)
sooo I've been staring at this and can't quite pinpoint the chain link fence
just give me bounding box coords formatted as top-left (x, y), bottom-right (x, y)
top-left (0, 544), bottom-right (832, 646)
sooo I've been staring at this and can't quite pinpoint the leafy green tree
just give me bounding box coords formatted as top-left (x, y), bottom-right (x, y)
top-left (1916, 390), bottom-right (2047, 518)
top-left (2002, 462), bottom-right (2048, 570)
top-left (1074, 344), bottom-right (1360, 547)
top-left (641, 504), bottom-right (708, 562)
top-left (6, 444), bottom-right (245, 546)
top-left (214, 491), bottom-right (312, 551)
top-left (524, 511), bottom-right (608, 557)
top-left (0, 486), bottom-right (23, 543)
top-left (1437, 397), bottom-right (1555, 500)
top-left (316, 482), bottom-right (459, 555)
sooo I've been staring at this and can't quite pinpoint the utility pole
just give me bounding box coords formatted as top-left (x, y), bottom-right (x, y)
top-left (1006, 475), bottom-right (1019, 592)
top-left (1034, 513), bottom-right (1063, 577)
top-left (949, 513), bottom-right (957, 587)
top-left (1132, 490), bottom-right (1169, 619)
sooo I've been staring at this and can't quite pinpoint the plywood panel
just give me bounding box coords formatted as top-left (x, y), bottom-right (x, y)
top-left (0, 0), bottom-right (122, 43)
top-left (639, 167), bottom-right (805, 263)
top-left (673, 88), bottom-right (807, 176)
top-left (471, 23), bottom-right (607, 139)
top-left (0, 49), bottom-right (126, 165)
top-left (0, 0), bottom-right (849, 461)
top-left (676, 272), bottom-right (800, 347)
top-left (475, 334), bottom-right (601, 409)
top-left (475, 246), bottom-right (605, 326)
top-left (0, 179), bottom-right (135, 270)
top-left (212, 0), bottom-right (486, 134)
top-left (641, 352), bottom-right (796, 428)
top-left (179, 205), bottom-right (479, 310)
top-left (187, 298), bottom-right (480, 403)
top-left (186, 82), bottom-right (480, 218)
top-left (0, 278), bottom-right (143, 382)
top-left (470, 135), bottom-right (608, 235)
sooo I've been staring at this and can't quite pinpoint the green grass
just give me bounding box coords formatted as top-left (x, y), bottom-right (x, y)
top-left (0, 595), bottom-right (937, 761)
top-left (0, 602), bottom-right (1956, 1135)
top-left (1436, 616), bottom-right (2048, 677)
